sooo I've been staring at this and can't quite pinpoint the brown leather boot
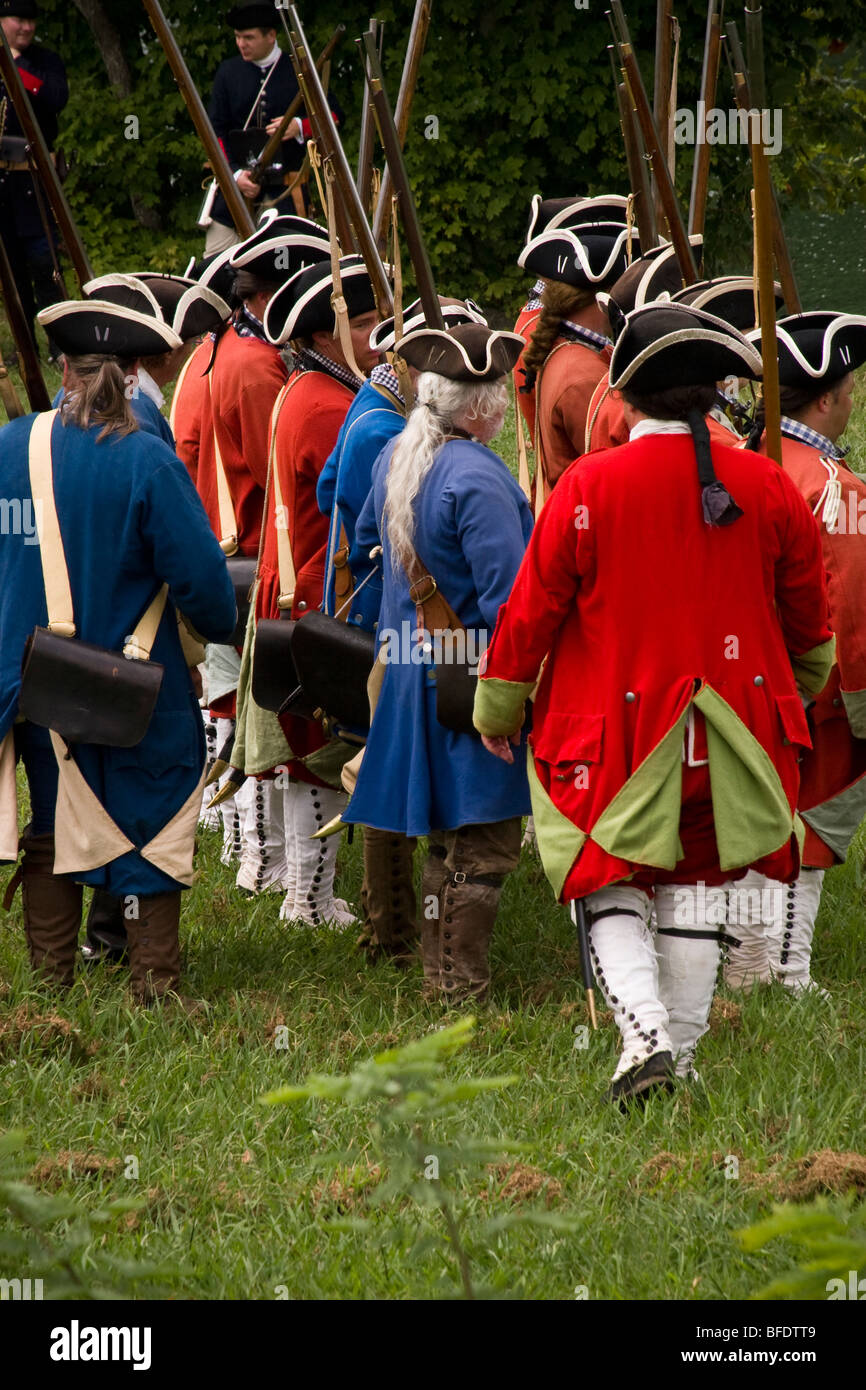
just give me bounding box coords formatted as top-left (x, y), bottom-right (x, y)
top-left (18, 834), bottom-right (82, 988)
top-left (127, 891), bottom-right (182, 1004)
top-left (419, 845), bottom-right (449, 997)
top-left (439, 872), bottom-right (504, 1005)
top-left (356, 829), bottom-right (419, 965)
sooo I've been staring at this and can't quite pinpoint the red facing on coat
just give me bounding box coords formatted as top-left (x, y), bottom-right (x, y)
top-left (481, 434), bottom-right (833, 897)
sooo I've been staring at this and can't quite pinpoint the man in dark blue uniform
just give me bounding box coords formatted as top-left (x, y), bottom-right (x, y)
top-left (204, 3), bottom-right (342, 255)
top-left (0, 0), bottom-right (68, 354)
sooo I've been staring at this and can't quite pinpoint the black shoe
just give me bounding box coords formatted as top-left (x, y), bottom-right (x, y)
top-left (81, 928), bottom-right (129, 966)
top-left (603, 1050), bottom-right (676, 1110)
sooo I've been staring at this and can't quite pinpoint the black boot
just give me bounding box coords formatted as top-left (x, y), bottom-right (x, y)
top-left (80, 889), bottom-right (129, 966)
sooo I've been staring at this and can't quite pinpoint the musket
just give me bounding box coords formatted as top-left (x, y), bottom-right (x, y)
top-left (725, 19), bottom-right (801, 312)
top-left (284, 6), bottom-right (393, 317)
top-left (282, 18), bottom-right (356, 252)
top-left (141, 0), bottom-right (255, 239)
top-left (736, 69), bottom-right (782, 466)
top-left (0, 28), bottom-right (92, 290)
top-left (0, 231), bottom-right (50, 410)
top-left (356, 17), bottom-right (381, 212)
top-left (360, 30), bottom-right (443, 330)
top-left (609, 3), bottom-right (698, 283)
top-left (608, 44), bottom-right (658, 251)
top-left (371, 0), bottom-right (433, 257)
top-left (744, 4), bottom-right (766, 109)
top-left (249, 23), bottom-right (346, 187)
top-left (570, 900), bottom-right (599, 1031)
top-left (651, 0), bottom-right (673, 230)
top-left (688, 0), bottom-right (722, 238)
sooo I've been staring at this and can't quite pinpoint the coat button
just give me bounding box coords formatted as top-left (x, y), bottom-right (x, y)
top-left (833, 697), bottom-right (841, 707)
top-left (625, 691), bottom-right (636, 703)
top-left (297, 600), bottom-right (308, 612)
top-left (753, 675), bottom-right (764, 686)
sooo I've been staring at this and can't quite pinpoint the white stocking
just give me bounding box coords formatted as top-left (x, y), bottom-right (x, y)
top-left (585, 884), bottom-right (673, 1081)
top-left (654, 883), bottom-right (723, 1078)
top-left (235, 777), bottom-right (287, 894)
top-left (279, 782), bottom-right (356, 927)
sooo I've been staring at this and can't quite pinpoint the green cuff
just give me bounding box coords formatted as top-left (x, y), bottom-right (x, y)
top-left (473, 677), bottom-right (535, 736)
top-left (842, 688), bottom-right (866, 739)
top-left (792, 636), bottom-right (836, 696)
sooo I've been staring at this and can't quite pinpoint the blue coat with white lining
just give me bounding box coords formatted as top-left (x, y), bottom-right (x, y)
top-left (344, 434), bottom-right (533, 836)
top-left (0, 411), bottom-right (236, 893)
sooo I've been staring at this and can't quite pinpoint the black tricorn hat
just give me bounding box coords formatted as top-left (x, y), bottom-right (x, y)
top-left (229, 212), bottom-right (330, 284)
top-left (225, 3), bottom-right (279, 29)
top-left (37, 299), bottom-right (183, 359)
top-left (393, 324), bottom-right (524, 383)
top-left (609, 302), bottom-right (763, 394)
top-left (598, 238), bottom-right (704, 319)
top-left (0, 1), bottom-right (39, 15)
top-left (264, 255), bottom-right (377, 345)
top-left (518, 223), bottom-right (640, 291)
top-left (672, 276), bottom-right (783, 332)
top-left (84, 273), bottom-right (231, 341)
top-left (184, 246), bottom-right (239, 304)
top-left (747, 311), bottom-right (866, 392)
top-left (371, 296), bottom-right (488, 354)
top-left (524, 193), bottom-right (630, 244)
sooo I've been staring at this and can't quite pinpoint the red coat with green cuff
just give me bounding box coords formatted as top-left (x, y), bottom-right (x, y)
top-left (473, 433), bottom-right (834, 901)
top-left (761, 434), bottom-right (866, 867)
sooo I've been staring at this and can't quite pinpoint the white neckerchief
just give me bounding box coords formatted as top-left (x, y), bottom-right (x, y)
top-left (628, 418), bottom-right (692, 441)
top-left (136, 367), bottom-right (164, 412)
top-left (256, 42), bottom-right (281, 72)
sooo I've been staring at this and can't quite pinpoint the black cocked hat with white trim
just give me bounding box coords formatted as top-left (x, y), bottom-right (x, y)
top-left (518, 223), bottom-right (640, 291)
top-left (184, 245), bottom-right (238, 303)
top-left (393, 323), bottom-right (524, 383)
top-left (672, 276), bottom-right (783, 332)
top-left (524, 193), bottom-right (630, 244)
top-left (371, 296), bottom-right (488, 353)
top-left (609, 302), bottom-right (763, 528)
top-left (84, 273), bottom-right (230, 340)
top-left (37, 299), bottom-right (183, 358)
top-left (229, 211), bottom-right (330, 284)
top-left (746, 311), bottom-right (866, 392)
top-left (264, 255), bottom-right (377, 345)
top-left (598, 238), bottom-right (704, 320)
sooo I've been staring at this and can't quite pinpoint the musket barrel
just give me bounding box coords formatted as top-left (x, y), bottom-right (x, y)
top-left (0, 230), bottom-right (50, 410)
top-left (608, 44), bottom-right (658, 251)
top-left (371, 0), bottom-right (432, 256)
top-left (251, 24), bottom-right (346, 187)
top-left (688, 0), bottom-right (721, 238)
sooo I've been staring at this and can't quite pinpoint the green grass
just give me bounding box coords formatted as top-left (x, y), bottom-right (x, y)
top-left (1, 352), bottom-right (865, 1303)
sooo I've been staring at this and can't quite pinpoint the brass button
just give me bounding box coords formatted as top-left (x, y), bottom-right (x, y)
top-left (754, 675), bottom-right (764, 686)
top-left (625, 691), bottom-right (636, 703)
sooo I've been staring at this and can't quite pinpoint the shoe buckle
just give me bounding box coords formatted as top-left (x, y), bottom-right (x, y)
top-left (452, 870), bottom-right (467, 884)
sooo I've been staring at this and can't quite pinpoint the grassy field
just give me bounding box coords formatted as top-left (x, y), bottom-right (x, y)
top-left (0, 361), bottom-right (865, 1302)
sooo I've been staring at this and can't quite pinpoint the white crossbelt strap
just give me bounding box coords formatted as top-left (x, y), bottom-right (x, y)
top-left (27, 409), bottom-right (167, 659)
top-left (513, 391), bottom-right (532, 503)
top-left (206, 368), bottom-right (240, 555)
top-left (266, 377), bottom-right (303, 610)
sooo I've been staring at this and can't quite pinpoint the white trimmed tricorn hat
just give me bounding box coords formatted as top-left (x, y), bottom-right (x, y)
top-left (609, 302), bottom-right (763, 394)
top-left (393, 323), bottom-right (524, 382)
top-left (37, 299), bottom-right (183, 358)
top-left (597, 238), bottom-right (704, 319)
top-left (672, 276), bottom-right (783, 332)
top-left (84, 273), bottom-right (230, 340)
top-left (518, 223), bottom-right (640, 291)
top-left (229, 213), bottom-right (330, 284)
top-left (524, 193), bottom-right (630, 245)
top-left (747, 311), bottom-right (866, 391)
top-left (371, 296), bottom-right (488, 353)
top-left (184, 245), bottom-right (239, 302)
top-left (263, 255), bottom-right (377, 345)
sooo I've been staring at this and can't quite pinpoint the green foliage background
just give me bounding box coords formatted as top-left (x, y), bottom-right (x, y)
top-left (26, 1), bottom-right (866, 315)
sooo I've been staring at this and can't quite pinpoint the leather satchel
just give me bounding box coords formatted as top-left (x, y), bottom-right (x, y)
top-left (289, 610), bottom-right (375, 731)
top-left (225, 554), bottom-right (256, 646)
top-left (251, 614), bottom-right (315, 719)
top-left (20, 628), bottom-right (164, 747)
top-left (18, 411), bottom-right (166, 748)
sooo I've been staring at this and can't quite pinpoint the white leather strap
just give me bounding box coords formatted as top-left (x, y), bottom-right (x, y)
top-left (206, 368), bottom-right (239, 555)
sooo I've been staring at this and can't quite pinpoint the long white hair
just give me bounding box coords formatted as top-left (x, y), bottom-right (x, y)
top-left (384, 370), bottom-right (508, 575)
